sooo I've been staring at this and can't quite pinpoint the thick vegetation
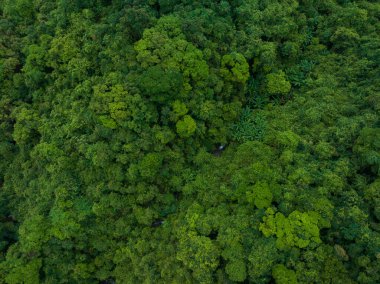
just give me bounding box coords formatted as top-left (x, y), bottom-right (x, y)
top-left (0, 0), bottom-right (379, 283)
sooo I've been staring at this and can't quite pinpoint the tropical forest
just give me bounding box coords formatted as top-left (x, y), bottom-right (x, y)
top-left (0, 0), bottom-right (379, 283)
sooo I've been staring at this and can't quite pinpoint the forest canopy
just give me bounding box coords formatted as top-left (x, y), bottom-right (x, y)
top-left (0, 0), bottom-right (379, 283)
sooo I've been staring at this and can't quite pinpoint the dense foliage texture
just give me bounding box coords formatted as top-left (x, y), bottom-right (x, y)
top-left (0, 0), bottom-right (379, 283)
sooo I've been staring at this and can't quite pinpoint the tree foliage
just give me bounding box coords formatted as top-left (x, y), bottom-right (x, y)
top-left (0, 0), bottom-right (379, 283)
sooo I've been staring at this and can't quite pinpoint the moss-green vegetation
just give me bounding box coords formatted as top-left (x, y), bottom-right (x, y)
top-left (0, 0), bottom-right (379, 283)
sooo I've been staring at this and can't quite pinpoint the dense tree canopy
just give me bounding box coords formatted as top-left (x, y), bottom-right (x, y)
top-left (0, 0), bottom-right (379, 283)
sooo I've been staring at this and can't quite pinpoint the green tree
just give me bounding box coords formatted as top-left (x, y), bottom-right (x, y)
top-left (176, 115), bottom-right (197, 138)
top-left (260, 209), bottom-right (323, 250)
top-left (272, 264), bottom-right (298, 284)
top-left (220, 52), bottom-right (250, 83)
top-left (266, 71), bottom-right (291, 95)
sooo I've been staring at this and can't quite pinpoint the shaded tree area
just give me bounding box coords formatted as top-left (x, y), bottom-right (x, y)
top-left (0, 0), bottom-right (379, 283)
